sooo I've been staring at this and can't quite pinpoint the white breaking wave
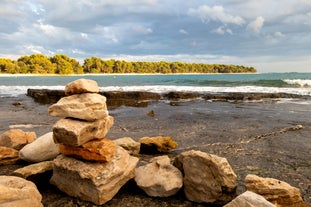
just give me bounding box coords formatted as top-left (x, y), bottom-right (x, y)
top-left (0, 85), bottom-right (64, 97)
top-left (100, 85), bottom-right (311, 95)
top-left (283, 79), bottom-right (311, 87)
top-left (1, 85), bottom-right (311, 97)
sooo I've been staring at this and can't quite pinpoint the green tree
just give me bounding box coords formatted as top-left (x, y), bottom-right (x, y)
top-left (18, 54), bottom-right (55, 74)
top-left (83, 57), bottom-right (103, 73)
top-left (0, 54), bottom-right (257, 74)
top-left (51, 54), bottom-right (82, 74)
top-left (0, 58), bottom-right (18, 73)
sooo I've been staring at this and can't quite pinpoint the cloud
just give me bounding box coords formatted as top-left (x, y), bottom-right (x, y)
top-left (188, 5), bottom-right (245, 25)
top-left (1, 1), bottom-right (311, 72)
top-left (179, 29), bottom-right (188, 35)
top-left (102, 53), bottom-right (243, 65)
top-left (213, 26), bottom-right (233, 35)
top-left (131, 25), bottom-right (153, 35)
top-left (274, 31), bottom-right (285, 37)
top-left (247, 16), bottom-right (265, 33)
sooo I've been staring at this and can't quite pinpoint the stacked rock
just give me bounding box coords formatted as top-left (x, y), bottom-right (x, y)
top-left (48, 79), bottom-right (139, 205)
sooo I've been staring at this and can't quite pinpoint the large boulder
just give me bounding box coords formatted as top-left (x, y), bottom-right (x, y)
top-left (245, 174), bottom-right (306, 207)
top-left (224, 191), bottom-right (276, 207)
top-left (65, 78), bottom-right (99, 95)
top-left (50, 147), bottom-right (139, 205)
top-left (19, 132), bottom-right (59, 163)
top-left (0, 129), bottom-right (36, 150)
top-left (0, 176), bottom-right (43, 207)
top-left (135, 155), bottom-right (183, 197)
top-left (48, 93), bottom-right (109, 121)
top-left (59, 138), bottom-right (117, 162)
top-left (53, 116), bottom-right (114, 146)
top-left (174, 150), bottom-right (237, 205)
top-left (138, 136), bottom-right (178, 153)
top-left (113, 137), bottom-right (141, 155)
top-left (0, 146), bottom-right (19, 165)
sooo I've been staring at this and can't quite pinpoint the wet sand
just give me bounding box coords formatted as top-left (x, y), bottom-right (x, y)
top-left (0, 95), bottom-right (310, 206)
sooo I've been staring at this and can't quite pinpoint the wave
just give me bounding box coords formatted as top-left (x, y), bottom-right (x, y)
top-left (1, 85), bottom-right (311, 97)
top-left (0, 85), bottom-right (64, 97)
top-left (283, 79), bottom-right (311, 87)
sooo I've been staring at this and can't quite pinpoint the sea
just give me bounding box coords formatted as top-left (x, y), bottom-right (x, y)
top-left (0, 73), bottom-right (311, 103)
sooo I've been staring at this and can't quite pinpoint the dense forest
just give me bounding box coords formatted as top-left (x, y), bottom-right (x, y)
top-left (0, 54), bottom-right (257, 74)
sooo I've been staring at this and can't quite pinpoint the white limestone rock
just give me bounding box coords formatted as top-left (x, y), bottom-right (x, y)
top-left (50, 147), bottom-right (139, 205)
top-left (224, 191), bottom-right (276, 207)
top-left (48, 93), bottom-right (108, 121)
top-left (65, 78), bottom-right (99, 95)
top-left (113, 137), bottom-right (141, 155)
top-left (19, 132), bottom-right (59, 163)
top-left (174, 150), bottom-right (237, 205)
top-left (135, 155), bottom-right (183, 197)
top-left (53, 116), bottom-right (114, 146)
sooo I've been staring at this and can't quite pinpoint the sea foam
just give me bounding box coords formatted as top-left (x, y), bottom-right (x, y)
top-left (1, 85), bottom-right (311, 98)
top-left (283, 79), bottom-right (311, 87)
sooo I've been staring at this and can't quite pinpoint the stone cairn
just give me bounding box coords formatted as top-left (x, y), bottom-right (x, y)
top-left (47, 78), bottom-right (139, 205)
top-left (1, 78), bottom-right (308, 206)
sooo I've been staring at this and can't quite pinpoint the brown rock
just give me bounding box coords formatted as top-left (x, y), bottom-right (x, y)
top-left (0, 129), bottom-right (36, 150)
top-left (59, 138), bottom-right (117, 162)
top-left (13, 161), bottom-right (54, 179)
top-left (50, 147), bottom-right (139, 205)
top-left (65, 78), bottom-right (99, 95)
top-left (27, 89), bottom-right (65, 104)
top-left (138, 136), bottom-right (178, 153)
top-left (0, 146), bottom-right (19, 165)
top-left (53, 116), bottom-right (114, 146)
top-left (245, 174), bottom-right (305, 207)
top-left (174, 150), bottom-right (237, 204)
top-left (0, 176), bottom-right (43, 207)
top-left (48, 93), bottom-right (109, 121)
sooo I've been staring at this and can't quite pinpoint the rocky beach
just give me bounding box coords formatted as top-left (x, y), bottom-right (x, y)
top-left (0, 82), bottom-right (310, 206)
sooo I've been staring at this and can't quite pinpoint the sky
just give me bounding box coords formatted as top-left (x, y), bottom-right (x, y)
top-left (1, 0), bottom-right (311, 73)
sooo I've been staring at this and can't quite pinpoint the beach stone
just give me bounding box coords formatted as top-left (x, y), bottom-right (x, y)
top-left (135, 155), bottom-right (183, 197)
top-left (245, 174), bottom-right (305, 207)
top-left (48, 93), bottom-right (109, 121)
top-left (0, 146), bottom-right (19, 165)
top-left (113, 137), bottom-right (140, 155)
top-left (174, 150), bottom-right (237, 204)
top-left (50, 147), bottom-right (139, 205)
top-left (59, 138), bottom-right (117, 162)
top-left (13, 161), bottom-right (53, 179)
top-left (19, 132), bottom-right (59, 163)
top-left (0, 175), bottom-right (43, 207)
top-left (224, 191), bottom-right (276, 207)
top-left (0, 129), bottom-right (36, 150)
top-left (65, 78), bottom-right (99, 95)
top-left (53, 116), bottom-right (114, 146)
top-left (138, 136), bottom-right (178, 153)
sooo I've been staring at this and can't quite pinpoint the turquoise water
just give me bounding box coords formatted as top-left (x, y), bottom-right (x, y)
top-left (1, 73), bottom-right (311, 87)
top-left (0, 73), bottom-right (311, 97)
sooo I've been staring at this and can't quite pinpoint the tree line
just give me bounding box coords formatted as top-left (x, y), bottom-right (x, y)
top-left (0, 54), bottom-right (257, 74)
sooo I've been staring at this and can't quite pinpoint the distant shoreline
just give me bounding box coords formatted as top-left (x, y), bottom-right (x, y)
top-left (6, 72), bottom-right (311, 77)
top-left (0, 73), bottom-right (252, 77)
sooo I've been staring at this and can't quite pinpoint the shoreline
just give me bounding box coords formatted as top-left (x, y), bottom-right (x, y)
top-left (26, 88), bottom-right (311, 105)
top-left (1, 72), bottom-right (311, 77)
top-left (0, 95), bottom-right (310, 205)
